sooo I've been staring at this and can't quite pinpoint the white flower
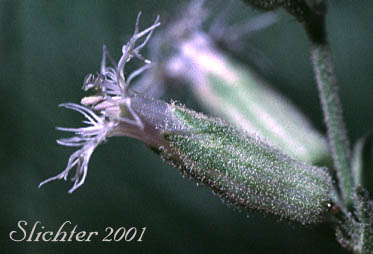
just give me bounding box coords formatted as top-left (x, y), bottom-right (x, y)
top-left (40, 12), bottom-right (160, 193)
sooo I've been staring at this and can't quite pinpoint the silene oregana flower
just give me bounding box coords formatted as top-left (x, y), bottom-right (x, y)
top-left (40, 12), bottom-right (335, 225)
top-left (39, 13), bottom-right (165, 193)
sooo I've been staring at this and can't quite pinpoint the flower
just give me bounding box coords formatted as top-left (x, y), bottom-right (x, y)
top-left (39, 12), bottom-right (161, 193)
top-left (38, 9), bottom-right (334, 226)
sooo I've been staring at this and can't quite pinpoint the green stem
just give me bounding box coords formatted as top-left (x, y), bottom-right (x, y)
top-left (310, 42), bottom-right (353, 209)
top-left (297, 3), bottom-right (354, 209)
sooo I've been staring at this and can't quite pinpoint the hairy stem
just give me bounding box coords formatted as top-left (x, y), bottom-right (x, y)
top-left (296, 1), bottom-right (354, 209)
top-left (311, 43), bottom-right (352, 209)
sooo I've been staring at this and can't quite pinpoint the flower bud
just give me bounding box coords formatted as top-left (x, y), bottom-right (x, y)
top-left (136, 4), bottom-right (331, 166)
top-left (167, 33), bottom-right (330, 165)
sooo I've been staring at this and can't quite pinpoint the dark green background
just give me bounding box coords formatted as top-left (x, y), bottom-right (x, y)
top-left (1, 0), bottom-right (372, 253)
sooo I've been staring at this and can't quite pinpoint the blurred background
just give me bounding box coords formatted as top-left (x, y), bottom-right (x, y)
top-left (1, 0), bottom-right (372, 253)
